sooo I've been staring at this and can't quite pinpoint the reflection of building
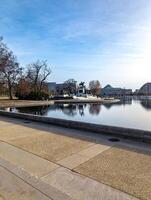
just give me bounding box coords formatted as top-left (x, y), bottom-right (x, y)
top-left (101, 85), bottom-right (132, 97)
top-left (140, 99), bottom-right (151, 110)
top-left (138, 82), bottom-right (151, 95)
top-left (78, 105), bottom-right (85, 116)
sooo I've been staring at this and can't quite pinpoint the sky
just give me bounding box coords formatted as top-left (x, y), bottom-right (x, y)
top-left (0, 0), bottom-right (151, 90)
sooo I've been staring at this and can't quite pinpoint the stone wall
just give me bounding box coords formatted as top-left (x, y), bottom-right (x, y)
top-left (0, 110), bottom-right (151, 143)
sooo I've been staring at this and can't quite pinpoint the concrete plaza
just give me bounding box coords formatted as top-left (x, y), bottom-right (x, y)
top-left (0, 115), bottom-right (150, 200)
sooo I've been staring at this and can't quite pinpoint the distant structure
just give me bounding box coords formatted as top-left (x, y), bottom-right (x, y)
top-left (133, 89), bottom-right (139, 95)
top-left (47, 82), bottom-right (57, 93)
top-left (138, 82), bottom-right (151, 95)
top-left (47, 81), bottom-right (84, 96)
top-left (101, 85), bottom-right (132, 97)
top-left (47, 82), bottom-right (64, 95)
top-left (77, 82), bottom-right (87, 97)
top-left (47, 82), bottom-right (151, 97)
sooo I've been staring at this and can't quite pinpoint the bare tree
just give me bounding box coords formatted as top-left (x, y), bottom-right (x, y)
top-left (27, 60), bottom-right (51, 93)
top-left (89, 80), bottom-right (101, 96)
top-left (63, 79), bottom-right (77, 95)
top-left (15, 76), bottom-right (32, 99)
top-left (0, 37), bottom-right (22, 99)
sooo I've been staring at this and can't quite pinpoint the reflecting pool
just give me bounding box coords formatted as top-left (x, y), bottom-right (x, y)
top-left (7, 96), bottom-right (151, 131)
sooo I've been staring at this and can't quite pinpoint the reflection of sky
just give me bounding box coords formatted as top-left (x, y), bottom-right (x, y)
top-left (44, 100), bottom-right (151, 131)
top-left (11, 98), bottom-right (151, 131)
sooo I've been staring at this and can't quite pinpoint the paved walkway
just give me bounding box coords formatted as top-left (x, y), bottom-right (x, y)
top-left (0, 116), bottom-right (150, 200)
top-left (0, 100), bottom-right (53, 108)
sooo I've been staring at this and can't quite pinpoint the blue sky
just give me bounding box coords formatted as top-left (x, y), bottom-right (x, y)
top-left (0, 0), bottom-right (151, 90)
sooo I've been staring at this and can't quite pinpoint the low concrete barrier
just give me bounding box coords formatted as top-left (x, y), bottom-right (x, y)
top-left (0, 110), bottom-right (151, 143)
top-left (54, 99), bottom-right (120, 104)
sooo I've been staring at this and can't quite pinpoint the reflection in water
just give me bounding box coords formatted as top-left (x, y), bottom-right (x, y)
top-left (140, 99), bottom-right (151, 110)
top-left (89, 104), bottom-right (101, 115)
top-left (61, 104), bottom-right (77, 116)
top-left (5, 107), bottom-right (13, 112)
top-left (12, 97), bottom-right (151, 117)
top-left (78, 105), bottom-right (85, 116)
top-left (12, 106), bottom-right (50, 116)
top-left (103, 98), bottom-right (133, 109)
top-left (8, 96), bottom-right (151, 131)
top-left (14, 103), bottom-right (103, 117)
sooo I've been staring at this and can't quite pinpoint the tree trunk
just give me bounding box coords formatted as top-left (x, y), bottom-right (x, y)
top-left (39, 82), bottom-right (43, 93)
top-left (8, 84), bottom-right (13, 100)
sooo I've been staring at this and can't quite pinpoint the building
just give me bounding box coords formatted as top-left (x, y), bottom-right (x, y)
top-left (47, 82), bottom-right (57, 93)
top-left (47, 82), bottom-right (64, 95)
top-left (133, 89), bottom-right (139, 95)
top-left (138, 82), bottom-right (151, 95)
top-left (47, 81), bottom-right (76, 95)
top-left (101, 85), bottom-right (132, 97)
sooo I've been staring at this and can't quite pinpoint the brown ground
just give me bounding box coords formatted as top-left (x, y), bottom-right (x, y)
top-left (0, 99), bottom-right (53, 108)
top-left (1, 123), bottom-right (93, 162)
top-left (75, 145), bottom-right (151, 200)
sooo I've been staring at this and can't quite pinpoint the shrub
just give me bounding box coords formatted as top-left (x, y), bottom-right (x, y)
top-left (16, 91), bottom-right (49, 100)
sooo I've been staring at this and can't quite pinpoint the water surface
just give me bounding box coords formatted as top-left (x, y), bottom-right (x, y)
top-left (7, 96), bottom-right (151, 131)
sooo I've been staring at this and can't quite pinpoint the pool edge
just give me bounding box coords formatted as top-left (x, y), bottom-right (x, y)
top-left (0, 110), bottom-right (151, 143)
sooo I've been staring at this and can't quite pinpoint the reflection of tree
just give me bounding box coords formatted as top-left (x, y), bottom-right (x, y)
top-left (58, 103), bottom-right (88, 117)
top-left (10, 97), bottom-right (151, 120)
top-left (89, 104), bottom-right (101, 115)
top-left (16, 104), bottom-right (79, 117)
top-left (140, 99), bottom-right (151, 110)
top-left (60, 104), bottom-right (77, 116)
top-left (16, 106), bottom-right (50, 115)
